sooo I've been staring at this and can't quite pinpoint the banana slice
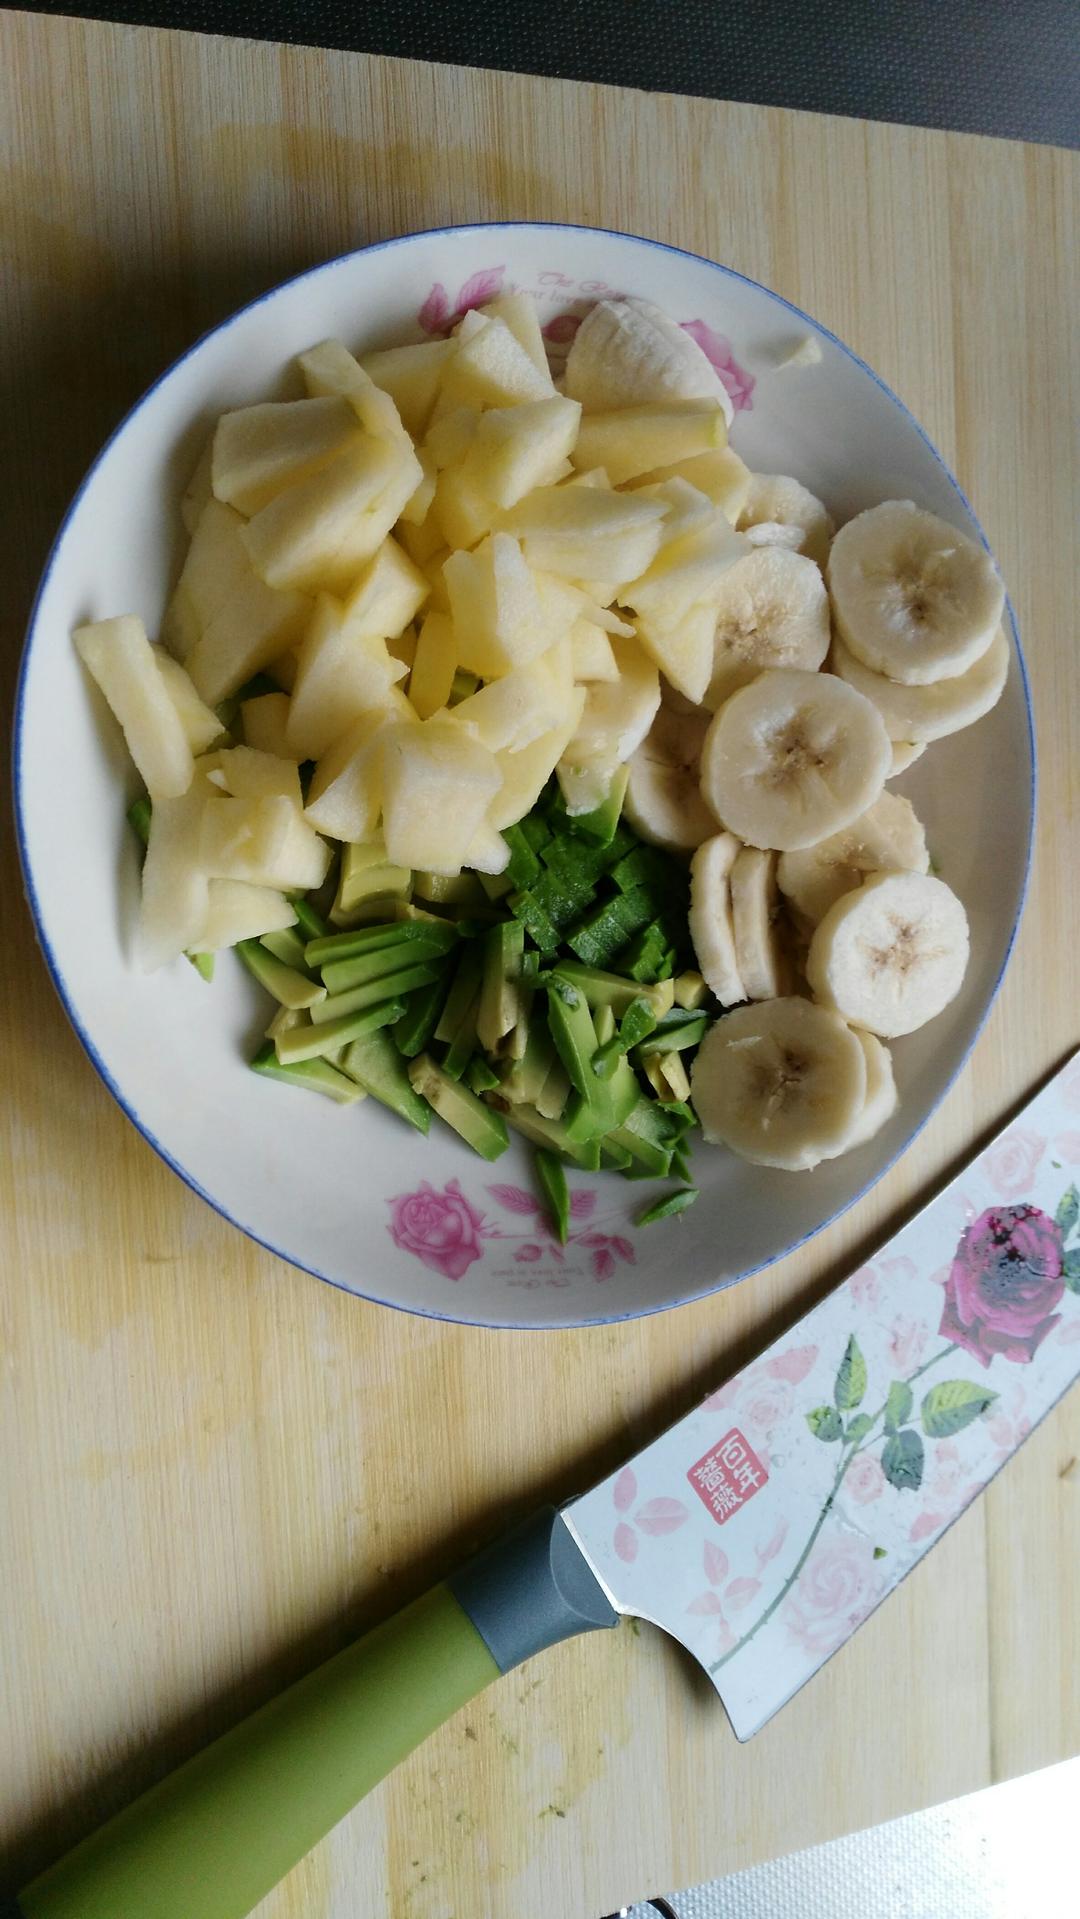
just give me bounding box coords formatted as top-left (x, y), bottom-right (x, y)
top-left (730, 847), bottom-right (791, 1000)
top-left (739, 474), bottom-right (834, 569)
top-left (776, 790), bottom-right (929, 927)
top-left (700, 667), bottom-right (891, 852)
top-left (688, 833), bottom-right (745, 1007)
top-left (831, 627), bottom-right (1010, 741)
top-left (846, 1030), bottom-right (898, 1148)
top-left (743, 521), bottom-right (805, 554)
top-left (889, 739), bottom-right (926, 775)
top-left (690, 996), bottom-right (868, 1170)
top-left (807, 870), bottom-right (969, 1037)
top-left (564, 297), bottom-right (734, 425)
top-left (704, 547), bottom-right (831, 710)
top-left (624, 704), bottom-right (719, 852)
top-left (827, 501), bottom-right (1004, 685)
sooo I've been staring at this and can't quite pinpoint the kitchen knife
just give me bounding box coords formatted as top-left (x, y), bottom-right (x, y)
top-left (11, 1052), bottom-right (1080, 1919)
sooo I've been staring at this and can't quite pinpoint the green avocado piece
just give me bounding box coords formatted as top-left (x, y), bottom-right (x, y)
top-left (565, 885), bottom-right (654, 966)
top-left (250, 1042), bottom-right (365, 1105)
top-left (311, 961), bottom-right (441, 1024)
top-left (563, 1052), bottom-right (639, 1144)
top-left (477, 920), bottom-right (525, 1053)
top-left (393, 976), bottom-right (452, 1058)
top-left (339, 1028), bottom-right (431, 1132)
top-left (407, 1055), bottom-right (509, 1160)
top-left (260, 925), bottom-right (315, 975)
top-left (465, 1055), bottom-right (501, 1094)
top-left (553, 961), bottom-right (675, 1019)
top-left (273, 997), bottom-right (406, 1064)
top-left (336, 842), bottom-right (413, 914)
top-left (557, 764), bottom-right (630, 847)
top-left (306, 918), bottom-right (457, 969)
top-left (499, 1015), bottom-right (555, 1106)
top-left (413, 869), bottom-right (489, 907)
top-left (290, 896), bottom-right (330, 942)
top-left (321, 935), bottom-right (453, 995)
top-left (237, 939), bottom-right (327, 1011)
top-left (501, 1102), bottom-right (602, 1171)
top-left (535, 1149), bottom-right (570, 1244)
top-left (545, 975), bottom-right (599, 1099)
top-left (592, 1001), bottom-right (617, 1048)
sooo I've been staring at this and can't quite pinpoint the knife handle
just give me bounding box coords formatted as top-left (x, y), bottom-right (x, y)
top-left (13, 1510), bottom-right (616, 1919)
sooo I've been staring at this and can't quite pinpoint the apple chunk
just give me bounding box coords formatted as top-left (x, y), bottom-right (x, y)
top-left (443, 533), bottom-right (574, 678)
top-left (240, 437), bottom-right (412, 595)
top-left (381, 718), bottom-right (502, 873)
top-left (212, 397), bottom-right (362, 515)
top-left (74, 616), bottom-right (194, 800)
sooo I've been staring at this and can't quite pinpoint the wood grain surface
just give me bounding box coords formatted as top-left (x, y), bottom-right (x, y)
top-left (1, 12), bottom-right (1077, 1916)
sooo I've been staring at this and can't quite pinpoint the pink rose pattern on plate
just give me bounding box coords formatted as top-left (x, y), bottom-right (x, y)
top-left (415, 270), bottom-right (755, 411)
top-left (385, 1179), bottom-right (636, 1289)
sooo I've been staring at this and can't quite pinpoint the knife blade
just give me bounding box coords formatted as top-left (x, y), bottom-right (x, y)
top-left (14, 1052), bottom-right (1080, 1919)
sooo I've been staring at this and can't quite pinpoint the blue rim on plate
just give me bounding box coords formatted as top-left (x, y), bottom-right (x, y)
top-left (12, 222), bottom-right (1037, 1330)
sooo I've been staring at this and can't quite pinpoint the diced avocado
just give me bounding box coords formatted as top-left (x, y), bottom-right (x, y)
top-left (466, 1055), bottom-right (501, 1094)
top-left (593, 1001), bottom-right (617, 1047)
top-left (559, 764), bottom-right (629, 847)
top-left (414, 870), bottom-right (489, 908)
top-left (393, 976), bottom-right (452, 1058)
top-left (339, 1028), bottom-right (431, 1132)
top-left (636, 1010), bottom-right (709, 1057)
top-left (311, 961), bottom-right (440, 1025)
top-left (600, 1138), bottom-right (634, 1173)
top-left (535, 1149), bottom-right (570, 1244)
top-left (291, 896), bottom-right (330, 941)
top-left (670, 1141), bottom-right (693, 1182)
top-left (608, 1099), bottom-right (676, 1176)
top-left (250, 1040), bottom-right (364, 1105)
top-left (478, 869), bottom-right (513, 902)
top-left (520, 950), bottom-right (542, 985)
top-left (501, 1102), bottom-right (601, 1171)
top-left (407, 1055), bottom-right (509, 1160)
top-left (619, 918), bottom-right (678, 982)
top-left (477, 920), bottom-right (525, 1053)
top-left (435, 944), bottom-right (484, 1080)
top-left (564, 1051), bottom-right (639, 1143)
top-left (553, 961), bottom-right (675, 1019)
top-left (321, 935), bottom-right (453, 995)
top-left (535, 1051), bottom-right (571, 1121)
top-left (127, 794), bottom-right (152, 846)
top-left (610, 844), bottom-right (681, 897)
top-left (447, 668), bottom-right (480, 705)
top-left (260, 925), bottom-right (314, 974)
top-left (507, 887), bottom-right (562, 955)
top-left (642, 1052), bottom-right (692, 1103)
top-left (503, 822), bottom-right (542, 890)
top-left (503, 991), bottom-right (534, 1060)
top-left (674, 969), bottom-right (709, 1010)
top-left (267, 1004), bottom-right (304, 1040)
top-left (519, 812), bottom-right (552, 857)
top-left (237, 939), bottom-right (327, 1011)
top-left (637, 1187), bottom-right (699, 1226)
top-left (336, 847), bottom-right (412, 916)
top-left (545, 975), bottom-right (599, 1099)
top-left (566, 884), bottom-right (653, 966)
top-left (594, 993), bottom-right (659, 1077)
top-left (394, 900), bottom-right (454, 925)
top-left (188, 951), bottom-right (215, 981)
top-left (306, 919), bottom-right (457, 968)
top-left (274, 997), bottom-right (405, 1064)
top-left (500, 1014), bottom-right (555, 1106)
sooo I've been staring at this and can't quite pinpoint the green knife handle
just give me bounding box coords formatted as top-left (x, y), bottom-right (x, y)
top-left (12, 1510), bottom-right (616, 1919)
top-left (15, 1586), bottom-right (497, 1919)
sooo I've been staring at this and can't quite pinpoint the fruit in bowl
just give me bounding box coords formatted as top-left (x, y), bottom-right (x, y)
top-left (16, 227), bottom-right (1032, 1326)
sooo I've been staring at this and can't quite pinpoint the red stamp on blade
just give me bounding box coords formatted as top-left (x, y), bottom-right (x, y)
top-left (688, 1428), bottom-right (768, 1525)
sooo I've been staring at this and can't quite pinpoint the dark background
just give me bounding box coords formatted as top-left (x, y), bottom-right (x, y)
top-left (18, 0), bottom-right (1080, 147)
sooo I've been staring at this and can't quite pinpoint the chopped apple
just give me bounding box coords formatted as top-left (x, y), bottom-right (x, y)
top-left (619, 508), bottom-right (749, 624)
top-left (635, 604), bottom-right (718, 705)
top-left (479, 292), bottom-right (551, 375)
top-left (240, 436), bottom-right (411, 594)
top-left (381, 717), bottom-right (503, 873)
top-left (387, 623), bottom-right (418, 670)
top-left (287, 593), bottom-right (408, 760)
top-left (167, 499), bottom-right (310, 701)
top-left (628, 445), bottom-right (752, 523)
top-left (462, 396), bottom-right (581, 510)
top-left (444, 533), bottom-right (572, 678)
top-left (303, 693), bottom-right (410, 842)
top-left (448, 652), bottom-right (567, 754)
top-left (441, 316), bottom-right (554, 408)
top-left (431, 466), bottom-right (497, 550)
top-left (211, 397), bottom-right (362, 515)
top-left (463, 821), bottom-right (511, 875)
top-left (409, 610), bottom-right (457, 720)
top-left (426, 407), bottom-right (482, 470)
top-left (500, 485), bottom-right (667, 585)
top-left (266, 649), bottom-right (299, 692)
top-left (570, 620), bottom-right (620, 682)
top-left (341, 536), bottom-right (429, 644)
top-left (212, 744), bottom-right (303, 806)
top-left (180, 435), bottom-right (214, 535)
top-left (241, 691), bottom-right (299, 759)
top-left (154, 650), bottom-right (225, 754)
top-left (400, 447), bottom-right (437, 525)
top-left (397, 515), bottom-right (448, 568)
top-left (75, 616), bottom-right (194, 800)
top-left (137, 782), bottom-right (211, 970)
top-left (488, 689), bottom-right (587, 830)
top-left (638, 475), bottom-right (716, 544)
top-left (562, 633), bottom-right (661, 767)
top-left (359, 339), bottom-right (453, 437)
top-left (165, 498), bottom-right (256, 659)
top-left (200, 880), bottom-right (297, 952)
top-left (571, 399), bottom-right (726, 485)
top-left (298, 341), bottom-right (419, 467)
top-left (200, 793), bottom-right (330, 891)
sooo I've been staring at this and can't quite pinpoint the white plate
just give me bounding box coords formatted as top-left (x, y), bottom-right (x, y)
top-left (14, 224), bottom-right (1034, 1329)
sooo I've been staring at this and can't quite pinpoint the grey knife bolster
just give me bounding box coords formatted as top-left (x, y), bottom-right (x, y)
top-left (448, 1506), bottom-right (618, 1673)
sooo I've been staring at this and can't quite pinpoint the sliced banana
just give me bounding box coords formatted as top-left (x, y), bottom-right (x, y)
top-left (624, 704), bottom-right (719, 853)
top-left (846, 1030), bottom-right (898, 1149)
top-left (688, 833), bottom-right (745, 1007)
top-left (563, 297), bottom-right (734, 425)
top-left (704, 547), bottom-right (831, 710)
top-left (827, 500), bottom-right (1004, 685)
top-left (806, 870), bottom-right (969, 1038)
top-left (776, 790), bottom-right (929, 927)
top-left (690, 996), bottom-right (868, 1171)
top-left (889, 739), bottom-right (926, 775)
top-left (831, 627), bottom-right (1010, 741)
top-left (700, 667), bottom-right (891, 853)
top-left (739, 474), bottom-right (834, 569)
top-left (743, 521), bottom-right (805, 554)
top-left (730, 846), bottom-right (791, 999)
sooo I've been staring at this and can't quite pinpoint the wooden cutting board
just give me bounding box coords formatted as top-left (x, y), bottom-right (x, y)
top-left (1, 11), bottom-right (1077, 1915)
